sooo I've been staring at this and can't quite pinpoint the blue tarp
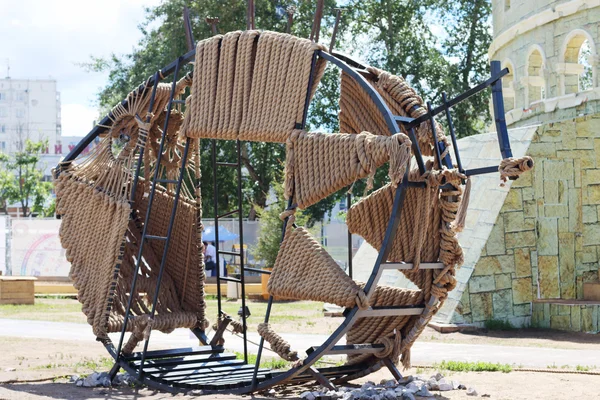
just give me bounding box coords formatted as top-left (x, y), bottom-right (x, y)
top-left (202, 225), bottom-right (239, 242)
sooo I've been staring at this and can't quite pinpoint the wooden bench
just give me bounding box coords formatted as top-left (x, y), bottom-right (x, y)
top-left (0, 276), bottom-right (36, 305)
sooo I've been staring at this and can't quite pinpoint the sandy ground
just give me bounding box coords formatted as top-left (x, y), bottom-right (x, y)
top-left (1, 336), bottom-right (600, 400)
top-left (1, 299), bottom-right (600, 399)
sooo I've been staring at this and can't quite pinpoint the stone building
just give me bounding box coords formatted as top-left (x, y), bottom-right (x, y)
top-left (489, 0), bottom-right (600, 127)
top-left (438, 0), bottom-right (600, 332)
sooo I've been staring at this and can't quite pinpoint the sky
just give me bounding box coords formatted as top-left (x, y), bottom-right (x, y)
top-left (1, 0), bottom-right (161, 137)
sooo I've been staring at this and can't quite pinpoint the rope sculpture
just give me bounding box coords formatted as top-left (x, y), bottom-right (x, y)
top-left (55, 75), bottom-right (206, 352)
top-left (55, 28), bottom-right (535, 376)
top-left (181, 31), bottom-right (326, 142)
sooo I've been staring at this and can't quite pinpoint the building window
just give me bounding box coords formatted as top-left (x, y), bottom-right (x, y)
top-left (0, 108), bottom-right (7, 118)
top-left (562, 31), bottom-right (596, 94)
top-left (502, 61), bottom-right (516, 111)
top-left (16, 108), bottom-right (25, 118)
top-left (505, 0), bottom-right (510, 10)
top-left (0, 142), bottom-right (5, 151)
top-left (0, 125), bottom-right (5, 133)
top-left (15, 92), bottom-right (26, 102)
top-left (526, 49), bottom-right (545, 104)
top-left (0, 92), bottom-right (4, 101)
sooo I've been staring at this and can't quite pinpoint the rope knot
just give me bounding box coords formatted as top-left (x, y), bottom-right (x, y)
top-left (499, 156), bottom-right (534, 184)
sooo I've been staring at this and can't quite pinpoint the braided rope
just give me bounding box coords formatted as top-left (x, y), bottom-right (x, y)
top-left (499, 156), bottom-right (534, 183)
top-left (257, 323), bottom-right (299, 361)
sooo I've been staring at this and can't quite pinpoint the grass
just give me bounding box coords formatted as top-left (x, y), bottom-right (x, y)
top-left (233, 352), bottom-right (289, 370)
top-left (483, 319), bottom-right (517, 331)
top-left (0, 298), bottom-right (85, 323)
top-left (437, 360), bottom-right (512, 373)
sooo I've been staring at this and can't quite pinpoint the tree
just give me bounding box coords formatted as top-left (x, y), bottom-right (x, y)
top-left (83, 0), bottom-right (341, 222)
top-left (253, 180), bottom-right (309, 268)
top-left (438, 0), bottom-right (492, 137)
top-left (0, 140), bottom-right (53, 217)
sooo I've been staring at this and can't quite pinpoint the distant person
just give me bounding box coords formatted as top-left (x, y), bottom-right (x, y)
top-left (203, 241), bottom-right (216, 276)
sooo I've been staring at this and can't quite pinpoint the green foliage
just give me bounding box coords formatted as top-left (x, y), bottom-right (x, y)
top-left (233, 351), bottom-right (290, 370)
top-left (483, 318), bottom-right (517, 331)
top-left (84, 0), bottom-right (492, 222)
top-left (0, 139), bottom-right (53, 217)
top-left (437, 360), bottom-right (512, 373)
top-left (253, 181), bottom-right (308, 269)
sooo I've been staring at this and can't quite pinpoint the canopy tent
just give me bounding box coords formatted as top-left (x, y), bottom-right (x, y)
top-left (202, 225), bottom-right (239, 242)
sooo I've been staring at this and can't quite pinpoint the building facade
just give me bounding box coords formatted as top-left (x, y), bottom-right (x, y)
top-left (437, 0), bottom-right (600, 332)
top-left (0, 78), bottom-right (62, 156)
top-left (490, 0), bottom-right (600, 127)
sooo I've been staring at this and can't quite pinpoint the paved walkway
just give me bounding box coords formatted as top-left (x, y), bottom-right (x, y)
top-left (2, 318), bottom-right (599, 368)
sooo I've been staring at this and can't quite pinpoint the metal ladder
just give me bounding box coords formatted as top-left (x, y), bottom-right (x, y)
top-left (112, 56), bottom-right (195, 379)
top-left (211, 138), bottom-right (249, 363)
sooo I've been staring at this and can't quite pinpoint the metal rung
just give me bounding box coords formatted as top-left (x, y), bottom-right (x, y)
top-left (356, 305), bottom-right (425, 318)
top-left (124, 345), bottom-right (223, 361)
top-left (218, 250), bottom-right (241, 257)
top-left (173, 99), bottom-right (186, 104)
top-left (307, 344), bottom-right (385, 356)
top-left (219, 276), bottom-right (241, 283)
top-left (156, 364), bottom-right (260, 381)
top-left (217, 209), bottom-right (240, 219)
top-left (394, 115), bottom-right (415, 124)
top-left (142, 359), bottom-right (245, 374)
top-left (216, 162), bottom-right (239, 167)
top-left (244, 267), bottom-right (270, 275)
top-left (381, 262), bottom-right (445, 270)
top-left (145, 235), bottom-right (167, 241)
top-left (156, 178), bottom-right (179, 184)
top-left (133, 352), bottom-right (236, 368)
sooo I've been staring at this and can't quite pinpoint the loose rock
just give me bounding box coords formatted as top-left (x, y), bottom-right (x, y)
top-left (467, 387), bottom-right (478, 396)
top-left (300, 391), bottom-right (316, 400)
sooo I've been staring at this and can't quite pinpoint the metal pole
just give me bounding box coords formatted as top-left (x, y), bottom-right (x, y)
top-left (329, 9), bottom-right (343, 53)
top-left (442, 92), bottom-right (464, 173)
top-left (5, 215), bottom-right (11, 276)
top-left (183, 7), bottom-right (194, 51)
top-left (212, 140), bottom-right (223, 317)
top-left (346, 193), bottom-right (352, 279)
top-left (247, 0), bottom-right (255, 30)
top-left (206, 17), bottom-right (219, 35)
top-left (237, 140), bottom-right (248, 363)
top-left (115, 72), bottom-right (162, 360)
top-left (285, 6), bottom-right (295, 33)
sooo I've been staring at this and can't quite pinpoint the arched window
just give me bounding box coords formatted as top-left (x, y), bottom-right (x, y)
top-left (560, 30), bottom-right (597, 95)
top-left (502, 60), bottom-right (516, 111)
top-left (525, 48), bottom-right (545, 104)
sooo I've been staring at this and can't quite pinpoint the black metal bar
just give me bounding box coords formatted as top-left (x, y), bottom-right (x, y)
top-left (125, 346), bottom-right (224, 361)
top-left (329, 8), bottom-right (343, 53)
top-left (156, 178), bottom-right (179, 184)
top-left (136, 56), bottom-right (186, 377)
top-left (212, 139), bottom-right (223, 315)
top-left (318, 51), bottom-right (401, 137)
top-left (247, 0), bottom-right (255, 30)
top-left (394, 115), bottom-right (415, 124)
top-left (145, 235), bottom-right (167, 241)
top-left (115, 71), bottom-right (161, 360)
top-left (139, 137), bottom-right (191, 377)
top-left (490, 60), bottom-right (513, 159)
top-left (427, 102), bottom-right (443, 169)
top-left (218, 250), bottom-right (242, 257)
top-left (442, 92), bottom-right (464, 173)
top-left (346, 192), bottom-right (353, 279)
top-left (216, 162), bottom-right (239, 167)
top-left (217, 209), bottom-right (240, 219)
top-left (465, 165), bottom-right (499, 176)
top-left (183, 7), bottom-right (194, 51)
top-left (405, 67), bottom-right (509, 130)
top-left (219, 276), bottom-right (241, 283)
top-left (236, 140), bottom-right (248, 364)
top-left (406, 127), bottom-right (426, 176)
top-left (244, 267), bottom-right (271, 275)
top-left (173, 99), bottom-right (186, 105)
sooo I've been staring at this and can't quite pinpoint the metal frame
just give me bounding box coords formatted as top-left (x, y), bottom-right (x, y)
top-left (58, 41), bottom-right (517, 394)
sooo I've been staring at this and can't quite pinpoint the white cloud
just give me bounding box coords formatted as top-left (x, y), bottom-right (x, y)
top-left (1, 0), bottom-right (162, 136)
top-left (61, 104), bottom-right (100, 137)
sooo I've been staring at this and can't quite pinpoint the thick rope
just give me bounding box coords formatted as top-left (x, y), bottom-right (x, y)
top-left (257, 323), bottom-right (299, 361)
top-left (499, 156), bottom-right (534, 184)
